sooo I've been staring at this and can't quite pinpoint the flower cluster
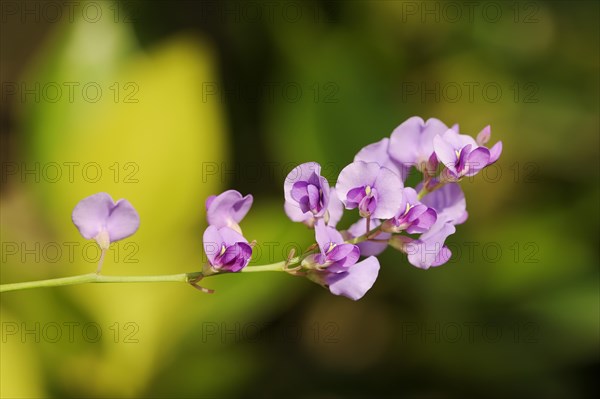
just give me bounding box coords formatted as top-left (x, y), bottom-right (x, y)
top-left (70, 116), bottom-right (501, 301)
top-left (202, 116), bottom-right (502, 300)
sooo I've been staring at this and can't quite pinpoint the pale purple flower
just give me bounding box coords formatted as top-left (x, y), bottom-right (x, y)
top-left (354, 138), bottom-right (407, 182)
top-left (286, 186), bottom-right (344, 228)
top-left (393, 183), bottom-right (467, 269)
top-left (312, 220), bottom-right (360, 273)
top-left (382, 187), bottom-right (437, 234)
top-left (402, 220), bottom-right (455, 269)
top-left (206, 190), bottom-right (253, 233)
top-left (433, 127), bottom-right (502, 181)
top-left (388, 117), bottom-right (450, 171)
top-left (308, 256), bottom-right (380, 301)
top-left (336, 161), bottom-right (403, 219)
top-left (284, 162), bottom-right (331, 226)
top-left (72, 192), bottom-right (140, 249)
top-left (203, 225), bottom-right (252, 272)
top-left (346, 219), bottom-right (390, 257)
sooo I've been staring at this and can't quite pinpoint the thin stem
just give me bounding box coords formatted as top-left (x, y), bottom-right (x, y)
top-left (0, 259), bottom-right (293, 293)
top-left (417, 180), bottom-right (445, 200)
top-left (96, 249), bottom-right (106, 274)
top-left (241, 261), bottom-right (287, 273)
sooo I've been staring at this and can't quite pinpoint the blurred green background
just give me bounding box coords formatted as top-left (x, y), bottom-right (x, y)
top-left (0, 0), bottom-right (598, 398)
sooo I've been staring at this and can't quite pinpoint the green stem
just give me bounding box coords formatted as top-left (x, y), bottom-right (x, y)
top-left (0, 271), bottom-right (205, 293)
top-left (0, 223), bottom-right (387, 294)
top-left (241, 262), bottom-right (287, 272)
top-left (0, 259), bottom-right (296, 293)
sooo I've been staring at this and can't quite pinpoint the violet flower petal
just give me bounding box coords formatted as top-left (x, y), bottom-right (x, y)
top-left (206, 190), bottom-right (253, 231)
top-left (72, 192), bottom-right (114, 240)
top-left (326, 256), bottom-right (380, 301)
top-left (355, 138), bottom-right (407, 181)
top-left (106, 199), bottom-right (141, 242)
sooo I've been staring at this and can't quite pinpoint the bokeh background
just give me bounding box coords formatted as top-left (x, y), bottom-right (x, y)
top-left (1, 0), bottom-right (598, 398)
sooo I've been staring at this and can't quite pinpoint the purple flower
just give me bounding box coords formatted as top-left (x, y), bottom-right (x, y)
top-left (433, 127), bottom-right (502, 181)
top-left (401, 220), bottom-right (455, 269)
top-left (382, 187), bottom-right (437, 234)
top-left (308, 256), bottom-right (380, 301)
top-left (355, 138), bottom-right (407, 182)
top-left (72, 192), bottom-right (140, 249)
top-left (203, 225), bottom-right (252, 272)
top-left (206, 190), bottom-right (253, 233)
top-left (388, 117), bottom-right (450, 171)
top-left (284, 162), bottom-right (331, 226)
top-left (287, 186), bottom-right (344, 228)
top-left (346, 218), bottom-right (390, 257)
top-left (395, 183), bottom-right (467, 269)
top-left (336, 161), bottom-right (403, 219)
top-left (312, 220), bottom-right (360, 273)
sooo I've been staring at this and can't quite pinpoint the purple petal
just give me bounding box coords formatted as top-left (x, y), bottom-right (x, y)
top-left (106, 199), bottom-right (140, 242)
top-left (307, 184), bottom-right (320, 211)
top-left (328, 243), bottom-right (359, 264)
top-left (355, 138), bottom-right (407, 181)
top-left (205, 195), bottom-right (217, 211)
top-left (326, 187), bottom-right (344, 227)
top-left (291, 182), bottom-right (309, 203)
top-left (455, 210), bottom-right (469, 225)
top-left (464, 147), bottom-right (490, 176)
top-left (284, 162), bottom-right (322, 203)
top-left (406, 220), bottom-right (456, 269)
top-left (72, 192), bottom-right (114, 239)
top-left (476, 125), bottom-right (491, 145)
top-left (418, 119), bottom-right (452, 160)
top-left (420, 183), bottom-right (466, 224)
top-left (372, 167), bottom-right (403, 219)
top-left (336, 161), bottom-right (381, 208)
top-left (326, 256), bottom-right (380, 300)
top-left (389, 117), bottom-right (449, 167)
top-left (403, 187), bottom-right (419, 205)
top-left (284, 201), bottom-right (310, 223)
top-left (442, 129), bottom-right (477, 150)
top-left (219, 242), bottom-right (252, 272)
top-left (388, 117), bottom-right (424, 165)
top-left (218, 226), bottom-right (248, 247)
top-left (430, 246), bottom-right (452, 267)
top-left (489, 141), bottom-right (503, 164)
top-left (433, 134), bottom-right (458, 174)
top-left (202, 225), bottom-right (223, 265)
top-left (206, 190), bottom-right (253, 229)
top-left (406, 207), bottom-right (437, 234)
top-left (315, 220), bottom-right (344, 254)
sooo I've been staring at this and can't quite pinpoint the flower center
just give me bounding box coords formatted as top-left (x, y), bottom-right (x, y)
top-left (326, 242), bottom-right (336, 254)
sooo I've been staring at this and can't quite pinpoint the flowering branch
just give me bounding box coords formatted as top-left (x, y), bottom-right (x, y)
top-left (1, 116), bottom-right (502, 300)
